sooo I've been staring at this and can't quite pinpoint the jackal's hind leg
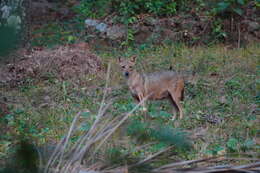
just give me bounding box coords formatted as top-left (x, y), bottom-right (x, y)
top-left (168, 89), bottom-right (184, 119)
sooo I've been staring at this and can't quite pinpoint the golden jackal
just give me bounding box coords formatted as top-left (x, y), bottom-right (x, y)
top-left (119, 56), bottom-right (184, 119)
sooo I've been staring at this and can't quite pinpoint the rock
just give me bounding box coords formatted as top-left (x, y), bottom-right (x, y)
top-left (96, 23), bottom-right (108, 32)
top-left (44, 95), bottom-right (51, 102)
top-left (219, 96), bottom-right (227, 104)
top-left (106, 25), bottom-right (126, 40)
top-left (31, 0), bottom-right (57, 18)
top-left (85, 19), bottom-right (108, 33)
top-left (1, 5), bottom-right (12, 19)
top-left (144, 16), bottom-right (157, 26)
top-left (248, 21), bottom-right (260, 32)
top-left (85, 19), bottom-right (99, 27)
top-left (7, 15), bottom-right (22, 29)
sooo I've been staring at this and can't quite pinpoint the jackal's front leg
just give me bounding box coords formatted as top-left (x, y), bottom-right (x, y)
top-left (138, 93), bottom-right (147, 112)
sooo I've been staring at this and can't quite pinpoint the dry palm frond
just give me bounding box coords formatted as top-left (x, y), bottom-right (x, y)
top-left (151, 156), bottom-right (260, 173)
top-left (43, 63), bottom-right (150, 173)
top-left (131, 146), bottom-right (174, 167)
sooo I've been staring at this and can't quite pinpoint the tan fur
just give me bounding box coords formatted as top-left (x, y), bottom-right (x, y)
top-left (118, 56), bottom-right (185, 119)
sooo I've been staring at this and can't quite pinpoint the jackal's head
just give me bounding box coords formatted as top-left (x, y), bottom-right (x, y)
top-left (118, 56), bottom-right (137, 78)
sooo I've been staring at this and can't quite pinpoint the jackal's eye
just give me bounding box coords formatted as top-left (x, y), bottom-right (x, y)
top-left (122, 65), bottom-right (125, 69)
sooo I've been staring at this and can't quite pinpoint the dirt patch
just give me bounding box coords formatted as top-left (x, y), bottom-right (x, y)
top-left (0, 43), bottom-right (102, 85)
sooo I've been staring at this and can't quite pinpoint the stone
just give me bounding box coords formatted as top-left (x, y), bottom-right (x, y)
top-left (95, 23), bottom-right (107, 32)
top-left (106, 25), bottom-right (126, 40)
top-left (144, 16), bottom-right (157, 26)
top-left (85, 19), bottom-right (99, 27)
top-left (248, 21), bottom-right (260, 32)
top-left (1, 5), bottom-right (12, 19)
top-left (85, 19), bottom-right (108, 33)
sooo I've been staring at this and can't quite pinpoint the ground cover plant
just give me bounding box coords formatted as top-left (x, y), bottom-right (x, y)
top-left (0, 42), bottom-right (259, 172)
top-left (0, 0), bottom-right (259, 172)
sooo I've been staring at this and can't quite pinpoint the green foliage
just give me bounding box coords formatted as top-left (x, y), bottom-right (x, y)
top-left (211, 0), bottom-right (249, 16)
top-left (0, 26), bottom-right (20, 57)
top-left (0, 140), bottom-right (39, 173)
top-left (74, 0), bottom-right (179, 22)
top-left (31, 18), bottom-right (85, 47)
top-left (255, 0), bottom-right (260, 7)
top-left (31, 23), bottom-right (77, 47)
top-left (127, 119), bottom-right (151, 141)
top-left (1, 44), bottom-right (259, 169)
top-left (211, 19), bottom-right (227, 42)
top-left (74, 0), bottom-right (257, 22)
top-left (74, 0), bottom-right (180, 47)
top-left (73, 0), bottom-right (110, 18)
top-left (105, 147), bottom-right (127, 165)
top-left (226, 137), bottom-right (239, 152)
top-left (224, 77), bottom-right (248, 99)
top-left (121, 28), bottom-right (135, 47)
top-left (241, 139), bottom-right (255, 151)
top-left (150, 126), bottom-right (190, 149)
top-left (127, 119), bottom-right (191, 150)
top-left (206, 144), bottom-right (225, 156)
top-left (3, 109), bottom-right (41, 139)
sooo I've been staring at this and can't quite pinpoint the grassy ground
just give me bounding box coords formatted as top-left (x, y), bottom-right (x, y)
top-left (0, 43), bottom-right (259, 171)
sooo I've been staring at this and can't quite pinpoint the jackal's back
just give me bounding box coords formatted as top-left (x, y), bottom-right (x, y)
top-left (145, 71), bottom-right (180, 83)
top-left (143, 70), bottom-right (183, 100)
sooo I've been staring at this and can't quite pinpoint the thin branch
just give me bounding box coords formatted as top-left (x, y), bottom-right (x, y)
top-left (131, 146), bottom-right (173, 167)
top-left (152, 157), bottom-right (219, 172)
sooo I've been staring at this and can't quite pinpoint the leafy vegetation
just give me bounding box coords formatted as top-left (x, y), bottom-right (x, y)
top-left (1, 43), bottom-right (259, 171)
top-left (0, 26), bottom-right (19, 57)
top-left (0, 0), bottom-right (259, 171)
top-left (74, 0), bottom-right (179, 20)
top-left (73, 0), bottom-right (259, 22)
top-left (211, 0), bottom-right (260, 16)
top-left (29, 0), bottom-right (260, 48)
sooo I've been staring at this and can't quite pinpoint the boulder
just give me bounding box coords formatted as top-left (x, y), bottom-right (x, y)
top-left (106, 25), bottom-right (126, 40)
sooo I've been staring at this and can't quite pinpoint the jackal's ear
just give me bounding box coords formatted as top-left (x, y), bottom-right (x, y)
top-left (130, 55), bottom-right (137, 63)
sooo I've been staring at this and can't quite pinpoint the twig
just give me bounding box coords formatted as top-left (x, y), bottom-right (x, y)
top-left (44, 112), bottom-right (81, 173)
top-left (237, 23), bottom-right (241, 49)
top-left (152, 158), bottom-right (260, 173)
top-left (92, 94), bottom-right (151, 157)
top-left (56, 112), bottom-right (81, 170)
top-left (152, 156), bottom-right (219, 172)
top-left (233, 161), bottom-right (260, 169)
top-left (131, 146), bottom-right (174, 167)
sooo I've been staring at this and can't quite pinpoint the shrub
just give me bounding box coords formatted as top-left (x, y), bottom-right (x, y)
top-left (210, 0), bottom-right (252, 17)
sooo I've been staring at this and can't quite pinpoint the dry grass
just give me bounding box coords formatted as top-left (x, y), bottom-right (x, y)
top-left (0, 43), bottom-right (259, 172)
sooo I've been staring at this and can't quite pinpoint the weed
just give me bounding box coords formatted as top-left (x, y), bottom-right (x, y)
top-left (0, 43), bottom-right (259, 170)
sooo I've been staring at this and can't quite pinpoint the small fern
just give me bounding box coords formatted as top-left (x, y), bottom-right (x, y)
top-left (127, 120), bottom-right (191, 150)
top-left (150, 126), bottom-right (191, 149)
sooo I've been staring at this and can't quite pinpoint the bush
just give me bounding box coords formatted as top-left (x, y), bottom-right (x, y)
top-left (0, 26), bottom-right (19, 57)
top-left (74, 0), bottom-right (187, 23)
top-left (209, 0), bottom-right (256, 17)
top-left (127, 119), bottom-right (191, 150)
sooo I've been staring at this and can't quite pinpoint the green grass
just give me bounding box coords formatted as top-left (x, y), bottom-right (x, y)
top-left (0, 43), bottom-right (259, 170)
top-left (31, 18), bottom-right (85, 48)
